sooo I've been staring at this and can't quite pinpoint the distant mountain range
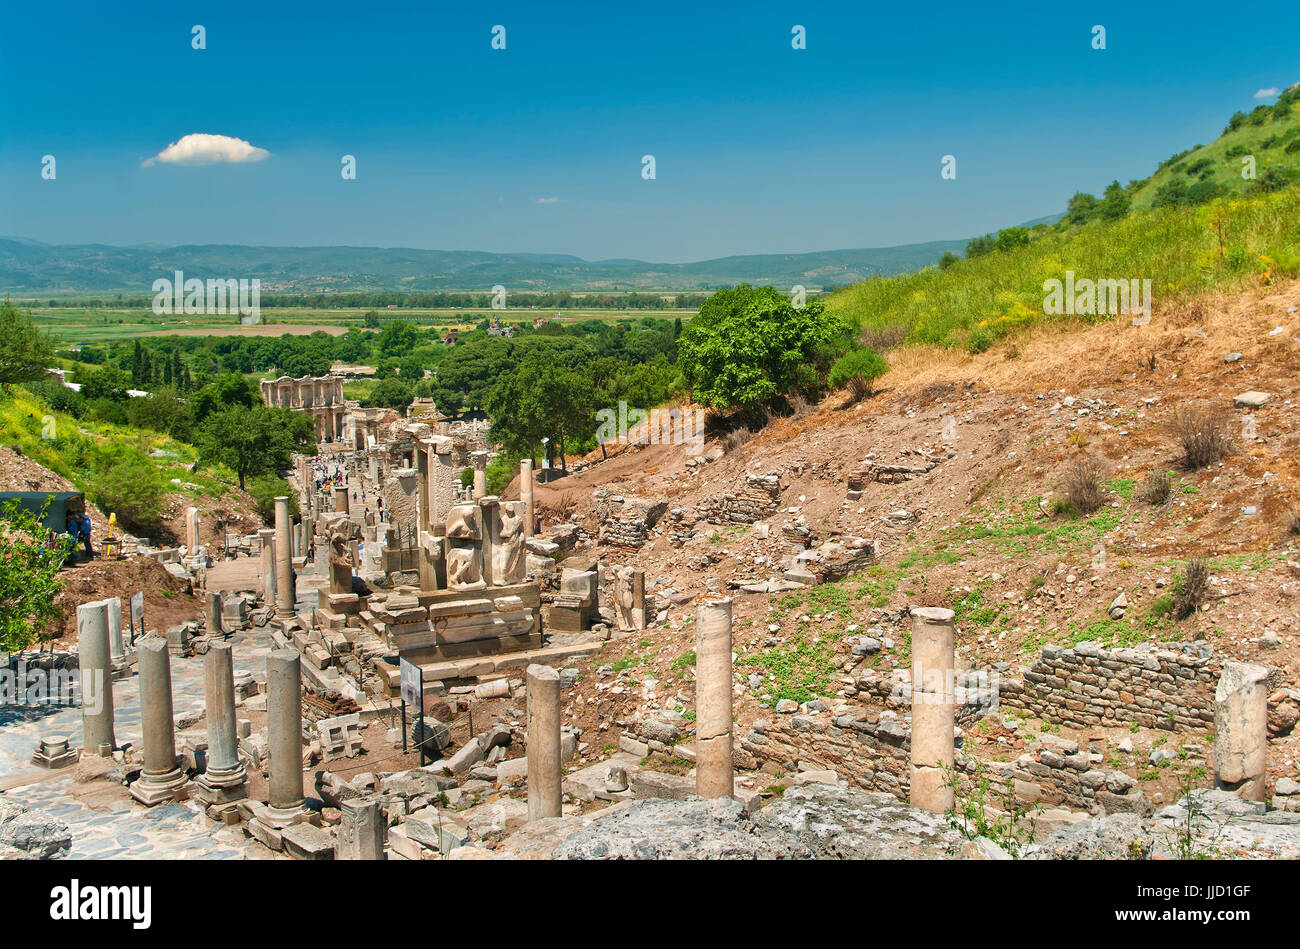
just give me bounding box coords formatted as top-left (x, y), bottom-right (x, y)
top-left (0, 236), bottom-right (989, 294)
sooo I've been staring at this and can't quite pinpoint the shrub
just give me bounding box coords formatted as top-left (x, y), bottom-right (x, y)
top-left (1285, 509), bottom-right (1300, 539)
top-left (1061, 457), bottom-right (1105, 514)
top-left (91, 451), bottom-right (164, 534)
top-left (247, 476), bottom-right (298, 525)
top-left (1173, 559), bottom-right (1209, 620)
top-left (1136, 469), bottom-right (1173, 505)
top-left (1169, 405), bottom-right (1232, 469)
top-left (828, 347), bottom-right (889, 400)
top-left (722, 426), bottom-right (753, 453)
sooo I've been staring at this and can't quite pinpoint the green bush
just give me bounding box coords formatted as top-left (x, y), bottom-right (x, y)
top-left (247, 475), bottom-right (298, 525)
top-left (827, 347), bottom-right (889, 397)
top-left (90, 448), bottom-right (165, 534)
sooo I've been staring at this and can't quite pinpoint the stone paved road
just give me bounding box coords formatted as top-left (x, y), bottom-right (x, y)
top-left (0, 627), bottom-right (279, 859)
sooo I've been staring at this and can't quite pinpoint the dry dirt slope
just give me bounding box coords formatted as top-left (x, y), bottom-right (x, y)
top-left (520, 276), bottom-right (1300, 801)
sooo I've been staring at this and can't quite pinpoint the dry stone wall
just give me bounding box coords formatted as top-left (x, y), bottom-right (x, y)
top-left (998, 641), bottom-right (1218, 732)
top-left (698, 473), bottom-right (782, 525)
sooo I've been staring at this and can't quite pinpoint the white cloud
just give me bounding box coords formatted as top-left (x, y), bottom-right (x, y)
top-left (536, 196), bottom-right (560, 204)
top-left (1254, 88), bottom-right (1280, 99)
top-left (143, 133), bottom-right (270, 167)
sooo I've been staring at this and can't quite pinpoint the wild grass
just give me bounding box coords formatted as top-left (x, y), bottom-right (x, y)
top-left (826, 190), bottom-right (1300, 353)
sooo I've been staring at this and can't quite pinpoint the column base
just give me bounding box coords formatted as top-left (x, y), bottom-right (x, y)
top-left (193, 767), bottom-right (250, 805)
top-left (129, 769), bottom-right (189, 807)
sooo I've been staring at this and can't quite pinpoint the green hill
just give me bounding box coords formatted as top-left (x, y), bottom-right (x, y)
top-left (1129, 84), bottom-right (1300, 210)
top-left (828, 188), bottom-right (1300, 355)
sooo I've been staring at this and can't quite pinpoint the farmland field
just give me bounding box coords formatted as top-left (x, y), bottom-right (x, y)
top-left (21, 305), bottom-right (696, 345)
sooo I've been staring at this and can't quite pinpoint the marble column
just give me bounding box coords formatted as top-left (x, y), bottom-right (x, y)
top-left (195, 641), bottom-right (250, 805)
top-left (105, 596), bottom-right (125, 660)
top-left (1214, 661), bottom-right (1269, 801)
top-left (695, 597), bottom-right (734, 799)
top-left (76, 600), bottom-right (116, 756)
top-left (338, 797), bottom-right (386, 860)
top-left (266, 649), bottom-right (306, 819)
top-left (909, 606), bottom-right (956, 813)
top-left (521, 458), bottom-right (535, 536)
top-left (205, 591), bottom-right (224, 637)
top-left (184, 506), bottom-right (200, 551)
top-left (471, 451), bottom-right (488, 500)
top-left (258, 529), bottom-right (277, 605)
top-left (526, 664), bottom-right (562, 821)
top-left (274, 497), bottom-right (294, 618)
top-left (130, 635), bottom-right (187, 805)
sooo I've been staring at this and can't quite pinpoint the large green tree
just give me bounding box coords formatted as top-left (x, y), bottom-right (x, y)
top-left (484, 352), bottom-right (598, 470)
top-left (677, 285), bottom-right (850, 410)
top-left (0, 298), bottom-right (56, 391)
top-left (196, 405), bottom-right (316, 489)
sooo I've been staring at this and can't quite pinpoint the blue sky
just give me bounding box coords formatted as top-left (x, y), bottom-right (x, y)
top-left (2, 1), bottom-right (1297, 261)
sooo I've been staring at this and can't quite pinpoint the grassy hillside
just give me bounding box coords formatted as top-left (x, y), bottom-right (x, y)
top-left (0, 386), bottom-right (256, 533)
top-left (1131, 85), bottom-right (1300, 209)
top-left (827, 188), bottom-right (1300, 353)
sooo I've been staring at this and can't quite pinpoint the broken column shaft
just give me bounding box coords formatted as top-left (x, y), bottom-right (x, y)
top-left (76, 599), bottom-right (116, 757)
top-left (695, 597), bottom-right (734, 799)
top-left (909, 606), bottom-right (956, 813)
top-left (259, 528), bottom-right (277, 605)
top-left (130, 635), bottom-right (187, 805)
top-left (1214, 661), bottom-right (1269, 801)
top-left (266, 649), bottom-right (306, 818)
top-left (526, 663), bottom-right (562, 821)
top-left (521, 458), bottom-right (535, 535)
top-left (274, 497), bottom-right (294, 618)
top-left (195, 641), bottom-right (249, 805)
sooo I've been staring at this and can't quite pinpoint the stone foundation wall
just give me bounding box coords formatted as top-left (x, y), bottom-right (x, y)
top-left (698, 473), bottom-right (782, 525)
top-left (593, 491), bottom-right (668, 548)
top-left (741, 709), bottom-right (1147, 812)
top-left (999, 641), bottom-right (1218, 732)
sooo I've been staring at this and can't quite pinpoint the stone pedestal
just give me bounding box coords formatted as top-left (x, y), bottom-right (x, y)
top-left (76, 600), bottom-right (116, 757)
top-left (194, 641), bottom-right (249, 806)
top-left (130, 635), bottom-right (188, 806)
top-left (265, 649), bottom-right (307, 821)
top-left (334, 486), bottom-right (349, 515)
top-left (521, 459), bottom-right (535, 535)
top-left (274, 497), bottom-right (295, 618)
top-left (1214, 661), bottom-right (1269, 801)
top-left (695, 597), bottom-right (734, 799)
top-left (526, 664), bottom-right (562, 821)
top-left (909, 606), bottom-right (956, 813)
top-left (338, 797), bottom-right (385, 859)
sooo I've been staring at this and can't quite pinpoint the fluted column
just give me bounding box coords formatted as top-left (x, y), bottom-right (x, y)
top-left (521, 458), bottom-right (535, 536)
